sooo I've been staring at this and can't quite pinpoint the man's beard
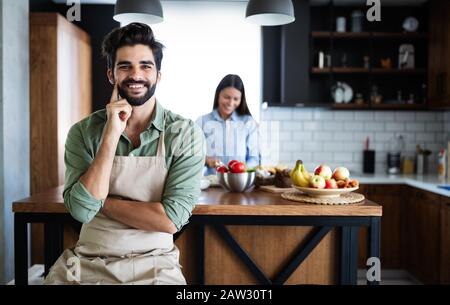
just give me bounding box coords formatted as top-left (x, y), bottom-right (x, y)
top-left (118, 79), bottom-right (157, 106)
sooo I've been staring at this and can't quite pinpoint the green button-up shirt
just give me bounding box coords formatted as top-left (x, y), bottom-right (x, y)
top-left (63, 101), bottom-right (206, 231)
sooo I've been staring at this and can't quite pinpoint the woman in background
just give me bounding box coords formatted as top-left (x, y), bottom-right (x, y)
top-left (196, 74), bottom-right (260, 175)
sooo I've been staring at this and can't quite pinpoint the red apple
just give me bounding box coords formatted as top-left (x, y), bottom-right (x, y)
top-left (309, 175), bottom-right (326, 189)
top-left (332, 167), bottom-right (350, 180)
top-left (325, 178), bottom-right (338, 189)
top-left (228, 160), bottom-right (239, 168)
top-left (230, 162), bottom-right (246, 173)
top-left (314, 164), bottom-right (332, 180)
top-left (217, 165), bottom-right (228, 173)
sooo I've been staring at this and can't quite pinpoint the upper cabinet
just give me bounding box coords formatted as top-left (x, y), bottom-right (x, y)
top-left (428, 0), bottom-right (450, 109)
top-left (263, 0), bottom-right (430, 109)
top-left (30, 13), bottom-right (92, 195)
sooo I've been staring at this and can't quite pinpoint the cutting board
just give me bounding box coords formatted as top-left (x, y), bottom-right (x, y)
top-left (259, 185), bottom-right (295, 193)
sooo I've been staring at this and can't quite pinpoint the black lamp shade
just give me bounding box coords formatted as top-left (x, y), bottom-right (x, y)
top-left (246, 0), bottom-right (295, 26)
top-left (114, 0), bottom-right (164, 25)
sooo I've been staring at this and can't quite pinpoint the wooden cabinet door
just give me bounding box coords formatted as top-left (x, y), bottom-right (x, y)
top-left (440, 195), bottom-right (450, 284)
top-left (370, 185), bottom-right (403, 269)
top-left (357, 185), bottom-right (403, 269)
top-left (428, 0), bottom-right (450, 108)
top-left (406, 188), bottom-right (441, 284)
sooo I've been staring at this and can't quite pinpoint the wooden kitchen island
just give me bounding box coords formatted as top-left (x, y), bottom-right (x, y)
top-left (12, 186), bottom-right (381, 285)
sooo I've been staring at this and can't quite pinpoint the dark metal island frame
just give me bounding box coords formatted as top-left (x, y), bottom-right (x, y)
top-left (13, 186), bottom-right (381, 285)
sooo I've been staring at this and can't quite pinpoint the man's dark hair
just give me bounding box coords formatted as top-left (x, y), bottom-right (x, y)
top-left (101, 22), bottom-right (164, 71)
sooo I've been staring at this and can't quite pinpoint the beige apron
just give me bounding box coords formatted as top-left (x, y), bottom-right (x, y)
top-left (45, 126), bottom-right (186, 285)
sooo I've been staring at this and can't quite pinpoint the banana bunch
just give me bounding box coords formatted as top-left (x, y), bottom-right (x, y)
top-left (290, 160), bottom-right (311, 187)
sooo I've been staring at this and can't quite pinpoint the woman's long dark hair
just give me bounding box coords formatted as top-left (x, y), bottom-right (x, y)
top-left (213, 74), bottom-right (252, 116)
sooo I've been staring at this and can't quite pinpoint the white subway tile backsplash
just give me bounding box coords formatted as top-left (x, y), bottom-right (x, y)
top-left (334, 111), bottom-right (354, 121)
top-left (292, 132), bottom-right (313, 142)
top-left (281, 121), bottom-right (302, 131)
top-left (334, 152), bottom-right (350, 162)
top-left (405, 122), bottom-right (425, 132)
top-left (282, 141), bottom-right (303, 152)
top-left (263, 108), bottom-right (446, 171)
top-left (353, 132), bottom-right (374, 141)
top-left (303, 121), bottom-right (322, 131)
top-left (313, 152), bottom-right (333, 162)
top-left (353, 152), bottom-right (363, 162)
top-left (385, 122), bottom-right (405, 132)
top-left (313, 110), bottom-right (334, 120)
top-left (344, 122), bottom-right (364, 131)
top-left (395, 112), bottom-right (415, 121)
top-left (416, 132), bottom-right (436, 143)
top-left (278, 131), bottom-right (292, 142)
top-left (313, 132), bottom-right (334, 141)
top-left (323, 122), bottom-right (344, 131)
top-left (271, 108), bottom-right (293, 120)
top-left (333, 132), bottom-right (354, 141)
top-left (375, 111), bottom-right (395, 121)
top-left (292, 109), bottom-right (313, 120)
top-left (375, 132), bottom-right (395, 142)
top-left (303, 142), bottom-right (323, 152)
top-left (416, 112), bottom-right (436, 121)
top-left (354, 112), bottom-right (374, 121)
top-left (426, 122), bottom-right (444, 132)
top-left (364, 122), bottom-right (384, 131)
top-left (323, 142), bottom-right (345, 151)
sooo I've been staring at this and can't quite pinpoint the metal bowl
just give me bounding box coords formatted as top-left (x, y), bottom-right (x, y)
top-left (217, 172), bottom-right (256, 192)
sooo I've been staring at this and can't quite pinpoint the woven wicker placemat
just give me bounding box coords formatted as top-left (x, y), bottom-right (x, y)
top-left (281, 191), bottom-right (365, 205)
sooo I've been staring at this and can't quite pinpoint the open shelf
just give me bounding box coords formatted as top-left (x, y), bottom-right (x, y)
top-left (311, 67), bottom-right (426, 75)
top-left (332, 103), bottom-right (370, 109)
top-left (312, 31), bottom-right (428, 39)
top-left (370, 103), bottom-right (427, 110)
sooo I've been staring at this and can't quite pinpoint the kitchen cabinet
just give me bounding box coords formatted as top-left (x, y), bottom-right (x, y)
top-left (405, 187), bottom-right (441, 284)
top-left (30, 13), bottom-right (92, 263)
top-left (428, 0), bottom-right (450, 109)
top-left (357, 185), bottom-right (403, 269)
top-left (440, 195), bottom-right (450, 284)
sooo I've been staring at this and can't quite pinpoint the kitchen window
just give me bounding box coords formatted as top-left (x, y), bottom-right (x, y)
top-left (152, 1), bottom-right (261, 121)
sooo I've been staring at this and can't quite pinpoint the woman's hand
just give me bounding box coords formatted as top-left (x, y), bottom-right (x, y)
top-left (205, 156), bottom-right (221, 168)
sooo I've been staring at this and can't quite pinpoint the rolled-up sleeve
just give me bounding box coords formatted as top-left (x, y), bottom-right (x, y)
top-left (63, 123), bottom-right (103, 223)
top-left (162, 121), bottom-right (206, 231)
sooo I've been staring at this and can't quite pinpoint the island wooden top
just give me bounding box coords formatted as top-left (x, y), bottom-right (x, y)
top-left (12, 186), bottom-right (382, 216)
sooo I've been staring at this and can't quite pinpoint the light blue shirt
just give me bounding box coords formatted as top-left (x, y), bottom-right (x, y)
top-left (196, 110), bottom-right (260, 175)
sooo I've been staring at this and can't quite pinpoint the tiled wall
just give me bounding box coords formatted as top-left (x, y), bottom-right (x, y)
top-left (445, 112), bottom-right (450, 142)
top-left (260, 108), bottom-right (447, 174)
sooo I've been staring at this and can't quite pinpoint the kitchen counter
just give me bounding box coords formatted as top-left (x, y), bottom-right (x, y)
top-left (12, 186), bottom-right (381, 285)
top-left (353, 174), bottom-right (450, 197)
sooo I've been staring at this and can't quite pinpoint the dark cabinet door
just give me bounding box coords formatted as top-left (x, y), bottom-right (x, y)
top-left (405, 188), bottom-right (441, 284)
top-left (428, 0), bottom-right (450, 108)
top-left (357, 185), bottom-right (403, 269)
top-left (440, 195), bottom-right (450, 284)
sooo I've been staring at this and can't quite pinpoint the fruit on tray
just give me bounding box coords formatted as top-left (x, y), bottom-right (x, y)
top-left (291, 162), bottom-right (358, 189)
top-left (325, 178), bottom-right (338, 189)
top-left (314, 164), bottom-right (332, 180)
top-left (290, 160), bottom-right (311, 188)
top-left (332, 167), bottom-right (350, 181)
top-left (274, 168), bottom-right (292, 188)
top-left (310, 175), bottom-right (326, 189)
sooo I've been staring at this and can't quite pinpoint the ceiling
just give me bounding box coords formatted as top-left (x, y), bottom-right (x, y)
top-left (53, 0), bottom-right (428, 5)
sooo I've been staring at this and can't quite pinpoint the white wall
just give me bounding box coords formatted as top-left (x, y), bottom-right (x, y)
top-left (261, 108), bottom-right (447, 175)
top-left (0, 0), bottom-right (30, 283)
top-left (151, 1), bottom-right (261, 121)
